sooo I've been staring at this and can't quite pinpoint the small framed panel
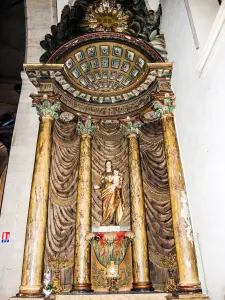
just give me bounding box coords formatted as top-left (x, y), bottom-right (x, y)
top-left (86, 46), bottom-right (97, 57)
top-left (121, 62), bottom-right (131, 73)
top-left (65, 58), bottom-right (75, 69)
top-left (130, 67), bottom-right (140, 78)
top-left (102, 70), bottom-right (108, 79)
top-left (74, 51), bottom-right (85, 62)
top-left (90, 59), bottom-right (99, 69)
top-left (80, 62), bottom-right (90, 73)
top-left (110, 71), bottom-right (117, 80)
top-left (79, 77), bottom-right (89, 87)
top-left (136, 57), bottom-right (146, 69)
top-left (125, 50), bottom-right (135, 62)
top-left (113, 46), bottom-right (123, 57)
top-left (100, 45), bottom-right (110, 56)
top-left (87, 73), bottom-right (95, 82)
top-left (111, 59), bottom-right (121, 69)
top-left (100, 58), bottom-right (109, 68)
top-left (71, 68), bottom-right (81, 79)
top-left (94, 71), bottom-right (101, 80)
top-left (122, 77), bottom-right (132, 86)
top-left (108, 81), bottom-right (114, 88)
top-left (117, 73), bottom-right (124, 82)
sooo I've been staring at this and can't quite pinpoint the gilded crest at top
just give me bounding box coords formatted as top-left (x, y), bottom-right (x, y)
top-left (82, 0), bottom-right (129, 33)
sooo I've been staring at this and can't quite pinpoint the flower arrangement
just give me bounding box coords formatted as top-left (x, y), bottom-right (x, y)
top-left (43, 270), bottom-right (53, 297)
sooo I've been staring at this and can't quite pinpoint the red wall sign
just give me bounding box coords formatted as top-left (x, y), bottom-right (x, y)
top-left (1, 232), bottom-right (10, 243)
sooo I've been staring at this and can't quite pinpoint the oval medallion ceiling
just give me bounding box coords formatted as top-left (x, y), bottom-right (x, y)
top-left (48, 33), bottom-right (164, 104)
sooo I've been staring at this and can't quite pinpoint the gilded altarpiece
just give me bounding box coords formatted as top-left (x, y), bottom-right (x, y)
top-left (19, 1), bottom-right (208, 299)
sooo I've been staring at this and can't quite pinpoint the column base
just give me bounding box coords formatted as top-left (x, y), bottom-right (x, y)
top-left (167, 293), bottom-right (209, 300)
top-left (16, 293), bottom-right (45, 298)
top-left (178, 283), bottom-right (202, 294)
top-left (71, 283), bottom-right (94, 293)
top-left (17, 286), bottom-right (44, 298)
top-left (131, 282), bottom-right (154, 292)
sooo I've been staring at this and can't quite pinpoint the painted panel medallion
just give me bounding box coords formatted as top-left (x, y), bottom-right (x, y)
top-left (86, 46), bottom-right (97, 57)
top-left (121, 62), bottom-right (131, 73)
top-left (80, 62), bottom-right (90, 73)
top-left (100, 45), bottom-right (110, 56)
top-left (65, 58), bottom-right (74, 69)
top-left (110, 71), bottom-right (117, 80)
top-left (125, 50), bottom-right (135, 62)
top-left (87, 73), bottom-right (95, 82)
top-left (74, 51), bottom-right (85, 62)
top-left (102, 71), bottom-right (109, 79)
top-left (113, 46), bottom-right (123, 57)
top-left (72, 68), bottom-right (81, 79)
top-left (79, 77), bottom-right (89, 87)
top-left (117, 73), bottom-right (124, 82)
top-left (122, 77), bottom-right (132, 86)
top-left (111, 59), bottom-right (121, 69)
top-left (90, 59), bottom-right (99, 69)
top-left (94, 71), bottom-right (101, 80)
top-left (130, 67), bottom-right (140, 78)
top-left (101, 58), bottom-right (109, 68)
top-left (136, 57), bottom-right (146, 69)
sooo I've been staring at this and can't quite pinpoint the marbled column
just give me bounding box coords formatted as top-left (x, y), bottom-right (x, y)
top-left (153, 94), bottom-right (201, 293)
top-left (19, 95), bottom-right (60, 296)
top-left (72, 120), bottom-right (97, 292)
top-left (124, 119), bottom-right (153, 292)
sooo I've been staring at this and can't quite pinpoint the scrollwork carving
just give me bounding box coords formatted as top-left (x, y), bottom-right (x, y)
top-left (39, 0), bottom-right (167, 63)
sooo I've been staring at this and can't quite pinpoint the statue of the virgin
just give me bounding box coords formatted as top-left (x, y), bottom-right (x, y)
top-left (94, 160), bottom-right (124, 226)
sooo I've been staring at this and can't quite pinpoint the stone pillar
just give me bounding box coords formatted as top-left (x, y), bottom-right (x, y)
top-left (153, 94), bottom-right (201, 293)
top-left (123, 119), bottom-right (153, 292)
top-left (72, 120), bottom-right (96, 293)
top-left (18, 95), bottom-right (60, 297)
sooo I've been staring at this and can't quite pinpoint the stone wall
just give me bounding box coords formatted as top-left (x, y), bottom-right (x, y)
top-left (0, 1), bottom-right (57, 299)
top-left (161, 1), bottom-right (225, 299)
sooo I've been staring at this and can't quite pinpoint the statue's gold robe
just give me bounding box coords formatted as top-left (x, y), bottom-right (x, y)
top-left (100, 172), bottom-right (124, 226)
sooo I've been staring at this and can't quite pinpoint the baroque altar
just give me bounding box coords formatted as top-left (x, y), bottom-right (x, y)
top-left (14, 1), bottom-right (209, 300)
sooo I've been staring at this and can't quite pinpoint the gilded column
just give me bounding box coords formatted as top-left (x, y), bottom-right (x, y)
top-left (153, 94), bottom-right (201, 293)
top-left (124, 119), bottom-right (153, 292)
top-left (72, 120), bottom-right (96, 292)
top-left (19, 95), bottom-right (60, 297)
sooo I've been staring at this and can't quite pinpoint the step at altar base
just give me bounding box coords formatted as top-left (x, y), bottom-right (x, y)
top-left (167, 293), bottom-right (209, 300)
top-left (10, 293), bottom-right (168, 300)
top-left (55, 293), bottom-right (168, 300)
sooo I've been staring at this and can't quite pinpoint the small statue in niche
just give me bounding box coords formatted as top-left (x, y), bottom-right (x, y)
top-left (94, 160), bottom-right (124, 226)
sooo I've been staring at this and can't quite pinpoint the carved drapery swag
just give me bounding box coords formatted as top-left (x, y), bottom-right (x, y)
top-left (44, 120), bottom-right (177, 290)
top-left (44, 120), bottom-right (79, 290)
top-left (140, 121), bottom-right (178, 288)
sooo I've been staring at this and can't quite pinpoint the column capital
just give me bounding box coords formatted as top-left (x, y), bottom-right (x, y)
top-left (123, 118), bottom-right (142, 137)
top-left (76, 119), bottom-right (98, 137)
top-left (32, 94), bottom-right (61, 120)
top-left (153, 93), bottom-right (176, 118)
